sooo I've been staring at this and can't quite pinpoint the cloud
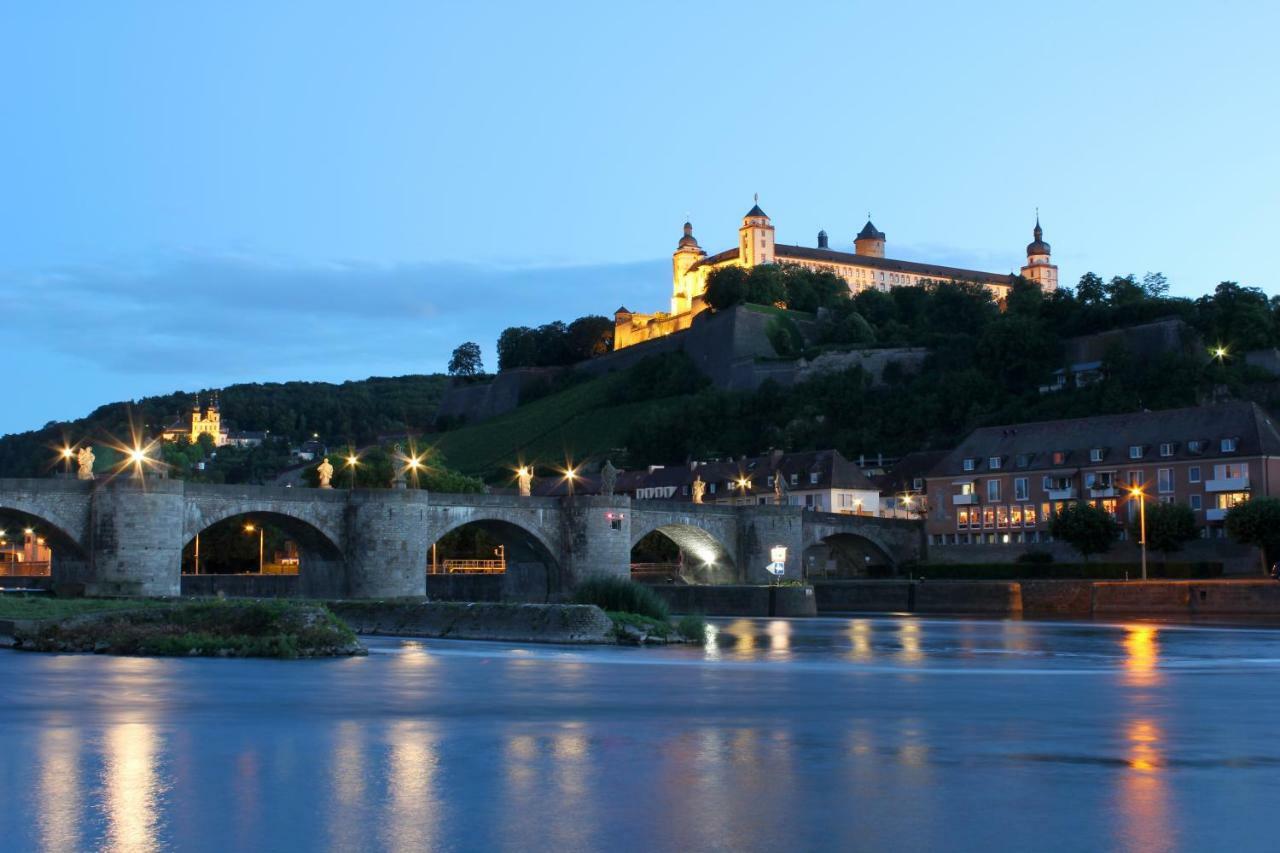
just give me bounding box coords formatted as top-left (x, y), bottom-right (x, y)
top-left (0, 252), bottom-right (669, 377)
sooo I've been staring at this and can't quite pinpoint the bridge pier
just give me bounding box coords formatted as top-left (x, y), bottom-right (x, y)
top-left (344, 490), bottom-right (432, 598)
top-left (89, 480), bottom-right (186, 597)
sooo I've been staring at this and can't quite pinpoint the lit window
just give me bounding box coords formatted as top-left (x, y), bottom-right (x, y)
top-left (1052, 451), bottom-right (1066, 465)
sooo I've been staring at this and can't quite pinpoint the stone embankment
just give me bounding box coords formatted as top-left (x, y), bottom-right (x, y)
top-left (814, 579), bottom-right (1280, 619)
top-left (648, 584), bottom-right (817, 617)
top-left (327, 600), bottom-right (616, 644)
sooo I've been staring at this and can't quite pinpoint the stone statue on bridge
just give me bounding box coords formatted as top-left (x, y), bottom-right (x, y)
top-left (774, 472), bottom-right (787, 505)
top-left (600, 459), bottom-right (618, 496)
top-left (391, 443), bottom-right (407, 489)
top-left (692, 475), bottom-right (705, 505)
top-left (317, 457), bottom-right (334, 489)
top-left (76, 446), bottom-right (95, 480)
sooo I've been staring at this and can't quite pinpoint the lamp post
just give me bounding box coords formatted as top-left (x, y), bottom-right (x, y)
top-left (129, 447), bottom-right (148, 480)
top-left (345, 454), bottom-right (359, 490)
top-left (1129, 482), bottom-right (1147, 581)
top-left (244, 522), bottom-right (264, 574)
top-left (737, 477), bottom-right (751, 505)
top-left (563, 466), bottom-right (578, 497)
top-left (60, 447), bottom-right (74, 477)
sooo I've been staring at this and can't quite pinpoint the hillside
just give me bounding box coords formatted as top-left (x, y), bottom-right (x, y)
top-left (0, 375), bottom-right (448, 479)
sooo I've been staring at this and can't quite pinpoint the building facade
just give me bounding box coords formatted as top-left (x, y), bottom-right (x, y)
top-left (924, 402), bottom-right (1280, 552)
top-left (160, 395), bottom-right (229, 447)
top-left (615, 201), bottom-right (1058, 350)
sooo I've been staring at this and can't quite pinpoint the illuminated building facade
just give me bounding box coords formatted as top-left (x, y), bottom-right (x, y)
top-left (614, 201), bottom-right (1058, 350)
top-left (160, 395), bottom-right (228, 447)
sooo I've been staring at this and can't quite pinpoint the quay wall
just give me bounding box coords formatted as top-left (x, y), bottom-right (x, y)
top-left (649, 584), bottom-right (817, 617)
top-left (328, 600), bottom-right (614, 644)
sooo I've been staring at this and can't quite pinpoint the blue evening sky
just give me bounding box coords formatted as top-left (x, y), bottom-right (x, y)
top-left (2, 1), bottom-right (1277, 435)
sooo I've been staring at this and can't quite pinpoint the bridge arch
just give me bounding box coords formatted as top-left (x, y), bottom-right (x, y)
top-left (0, 502), bottom-right (89, 583)
top-left (803, 531), bottom-right (897, 579)
top-left (427, 515), bottom-right (565, 602)
top-left (629, 520), bottom-right (737, 584)
top-left (182, 509), bottom-right (346, 597)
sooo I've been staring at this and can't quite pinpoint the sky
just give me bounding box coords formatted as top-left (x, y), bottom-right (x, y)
top-left (1, 1), bottom-right (1278, 436)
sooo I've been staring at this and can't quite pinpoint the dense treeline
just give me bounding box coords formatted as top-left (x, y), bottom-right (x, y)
top-left (496, 315), bottom-right (614, 370)
top-left (0, 375), bottom-right (448, 479)
top-left (623, 274), bottom-right (1280, 467)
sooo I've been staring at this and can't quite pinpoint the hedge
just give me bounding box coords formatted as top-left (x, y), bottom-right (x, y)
top-left (912, 561), bottom-right (1224, 580)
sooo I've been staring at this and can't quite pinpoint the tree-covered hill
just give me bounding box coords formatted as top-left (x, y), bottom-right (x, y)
top-left (0, 374), bottom-right (448, 479)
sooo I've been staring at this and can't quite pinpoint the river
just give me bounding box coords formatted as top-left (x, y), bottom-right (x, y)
top-left (2, 616), bottom-right (1280, 852)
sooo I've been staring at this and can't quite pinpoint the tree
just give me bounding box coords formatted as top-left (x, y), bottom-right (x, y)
top-left (1131, 502), bottom-right (1198, 562)
top-left (1050, 502), bottom-right (1117, 561)
top-left (1225, 497), bottom-right (1280, 573)
top-left (448, 342), bottom-right (483, 376)
top-left (565, 316), bottom-right (614, 360)
top-left (497, 326), bottom-right (538, 370)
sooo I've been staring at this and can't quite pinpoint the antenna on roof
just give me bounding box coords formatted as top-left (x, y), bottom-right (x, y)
top-left (754, 192), bottom-right (759, 204)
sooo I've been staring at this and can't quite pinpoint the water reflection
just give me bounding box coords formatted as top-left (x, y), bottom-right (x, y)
top-left (103, 722), bottom-right (163, 853)
top-left (1123, 626), bottom-right (1161, 687)
top-left (766, 620), bottom-right (791, 656)
top-left (1118, 717), bottom-right (1172, 853)
top-left (848, 619), bottom-right (872, 662)
top-left (898, 620), bottom-right (922, 663)
top-left (37, 725), bottom-right (81, 853)
top-left (384, 720), bottom-right (440, 851)
top-left (328, 721), bottom-right (367, 852)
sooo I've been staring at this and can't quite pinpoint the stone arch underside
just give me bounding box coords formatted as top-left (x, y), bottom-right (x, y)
top-left (0, 500), bottom-right (90, 583)
top-left (427, 516), bottom-right (566, 602)
top-left (804, 531), bottom-right (897, 579)
top-left (183, 507), bottom-right (347, 597)
top-left (629, 521), bottom-right (737, 584)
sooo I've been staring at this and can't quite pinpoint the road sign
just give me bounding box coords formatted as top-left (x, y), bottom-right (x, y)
top-left (766, 562), bottom-right (785, 577)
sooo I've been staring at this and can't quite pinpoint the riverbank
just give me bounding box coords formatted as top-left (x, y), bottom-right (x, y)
top-left (813, 578), bottom-right (1280, 619)
top-left (2, 599), bottom-right (364, 658)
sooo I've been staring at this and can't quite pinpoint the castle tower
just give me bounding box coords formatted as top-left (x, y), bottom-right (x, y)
top-left (738, 196), bottom-right (775, 268)
top-left (817, 229), bottom-right (829, 249)
top-left (671, 220), bottom-right (706, 314)
top-left (854, 219), bottom-right (885, 257)
top-left (1020, 215), bottom-right (1058, 291)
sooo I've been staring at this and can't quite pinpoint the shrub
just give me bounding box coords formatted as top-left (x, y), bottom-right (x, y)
top-left (766, 314), bottom-right (805, 357)
top-left (572, 576), bottom-right (670, 621)
top-left (676, 613), bottom-right (707, 642)
top-left (1015, 551), bottom-right (1055, 564)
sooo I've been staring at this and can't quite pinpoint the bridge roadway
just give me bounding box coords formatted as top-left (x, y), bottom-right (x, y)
top-left (0, 478), bottom-right (924, 598)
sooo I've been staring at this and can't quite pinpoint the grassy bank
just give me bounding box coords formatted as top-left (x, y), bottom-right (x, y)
top-left (0, 595), bottom-right (173, 621)
top-left (572, 577), bottom-right (705, 644)
top-left (9, 600), bottom-right (363, 658)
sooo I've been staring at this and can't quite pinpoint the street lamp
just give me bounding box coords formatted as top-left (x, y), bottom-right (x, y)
top-left (345, 454), bottom-right (359, 490)
top-left (1129, 482), bottom-right (1147, 581)
top-left (900, 492), bottom-right (915, 518)
top-left (60, 446), bottom-right (74, 476)
top-left (128, 446), bottom-right (149, 479)
top-left (1212, 345), bottom-right (1229, 362)
top-left (244, 522), bottom-right (264, 574)
top-left (736, 477), bottom-right (751, 504)
top-left (562, 465), bottom-right (578, 497)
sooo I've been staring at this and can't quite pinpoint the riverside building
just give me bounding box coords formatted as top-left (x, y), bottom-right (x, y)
top-left (924, 402), bottom-right (1280, 552)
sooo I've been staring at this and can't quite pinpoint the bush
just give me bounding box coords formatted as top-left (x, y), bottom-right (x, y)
top-left (572, 576), bottom-right (670, 621)
top-left (676, 613), bottom-right (707, 642)
top-left (766, 314), bottom-right (805, 357)
top-left (1015, 551), bottom-right (1055, 564)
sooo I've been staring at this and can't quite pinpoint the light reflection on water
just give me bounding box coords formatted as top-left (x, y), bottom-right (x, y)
top-left (4, 616), bottom-right (1280, 852)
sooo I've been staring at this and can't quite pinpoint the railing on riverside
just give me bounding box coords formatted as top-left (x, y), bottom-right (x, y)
top-left (436, 559), bottom-right (506, 575)
top-left (629, 562), bottom-right (682, 583)
top-left (0, 561), bottom-right (52, 577)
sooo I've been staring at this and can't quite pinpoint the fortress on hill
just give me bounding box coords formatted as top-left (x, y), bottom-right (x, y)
top-left (613, 200), bottom-right (1058, 350)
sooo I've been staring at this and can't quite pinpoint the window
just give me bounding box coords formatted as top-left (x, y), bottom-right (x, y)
top-left (1024, 504), bottom-right (1037, 526)
top-left (1014, 477), bottom-right (1029, 501)
top-left (1090, 448), bottom-right (1105, 463)
top-left (709, 482), bottom-right (716, 494)
top-left (988, 456), bottom-right (1002, 470)
top-left (1052, 451), bottom-right (1066, 465)
top-left (987, 480), bottom-right (1001, 502)
top-left (1010, 505), bottom-right (1023, 526)
top-left (1015, 453), bottom-right (1031, 467)
top-left (1188, 440), bottom-right (1204, 454)
top-left (1158, 468), bottom-right (1173, 493)
top-left (996, 506), bottom-right (1009, 527)
top-left (767, 476), bottom-right (774, 487)
top-left (789, 473), bottom-right (798, 486)
top-left (1159, 443), bottom-right (1175, 457)
top-left (1189, 466), bottom-right (1201, 484)
top-left (1129, 445), bottom-right (1144, 460)
top-left (810, 472), bottom-right (820, 485)
top-left (1213, 462), bottom-right (1249, 481)
top-left (1128, 470), bottom-right (1144, 488)
top-left (1222, 437), bottom-right (1238, 453)
top-left (1190, 494), bottom-right (1202, 511)
top-left (957, 507), bottom-right (971, 528)
top-left (959, 482), bottom-right (976, 496)
top-left (963, 458), bottom-right (976, 472)
top-left (913, 477), bottom-right (923, 490)
top-left (982, 507), bottom-right (995, 528)
top-left (610, 518), bottom-right (623, 531)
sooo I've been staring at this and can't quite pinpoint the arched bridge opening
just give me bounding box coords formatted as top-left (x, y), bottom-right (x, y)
top-left (0, 506), bottom-right (88, 585)
top-left (804, 532), bottom-right (896, 580)
top-left (427, 518), bottom-right (563, 603)
top-left (182, 511), bottom-right (345, 597)
top-left (630, 523), bottom-right (736, 585)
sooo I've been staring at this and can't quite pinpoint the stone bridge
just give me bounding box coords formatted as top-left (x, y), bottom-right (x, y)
top-left (0, 479), bottom-right (923, 598)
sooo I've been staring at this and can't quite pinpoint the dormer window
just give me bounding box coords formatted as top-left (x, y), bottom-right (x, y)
top-left (1188, 440), bottom-right (1204, 454)
top-left (809, 472), bottom-right (820, 485)
top-left (789, 473), bottom-right (798, 486)
top-left (1051, 451), bottom-right (1066, 465)
top-left (963, 458), bottom-right (976, 472)
top-left (1015, 453), bottom-right (1031, 468)
top-left (1222, 437), bottom-right (1238, 453)
top-left (988, 456), bottom-right (1002, 470)
top-left (1129, 445), bottom-right (1144, 460)
top-left (1159, 442), bottom-right (1175, 457)
top-left (913, 477), bottom-right (924, 490)
top-left (1090, 448), bottom-right (1105, 463)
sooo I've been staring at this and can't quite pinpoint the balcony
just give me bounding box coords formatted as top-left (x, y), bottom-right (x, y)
top-left (1205, 475), bottom-right (1249, 493)
top-left (1046, 487), bottom-right (1077, 500)
top-left (1088, 486), bottom-right (1118, 498)
top-left (1206, 507), bottom-right (1229, 522)
top-left (952, 493), bottom-right (979, 506)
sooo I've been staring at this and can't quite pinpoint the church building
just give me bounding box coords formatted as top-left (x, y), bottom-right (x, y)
top-left (160, 395), bottom-right (229, 447)
top-left (614, 200), bottom-right (1058, 350)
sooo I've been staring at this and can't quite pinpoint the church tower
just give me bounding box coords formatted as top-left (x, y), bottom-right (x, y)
top-left (738, 197), bottom-right (775, 268)
top-left (854, 219), bottom-right (886, 257)
top-left (1020, 215), bottom-right (1058, 291)
top-left (671, 220), bottom-right (706, 314)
